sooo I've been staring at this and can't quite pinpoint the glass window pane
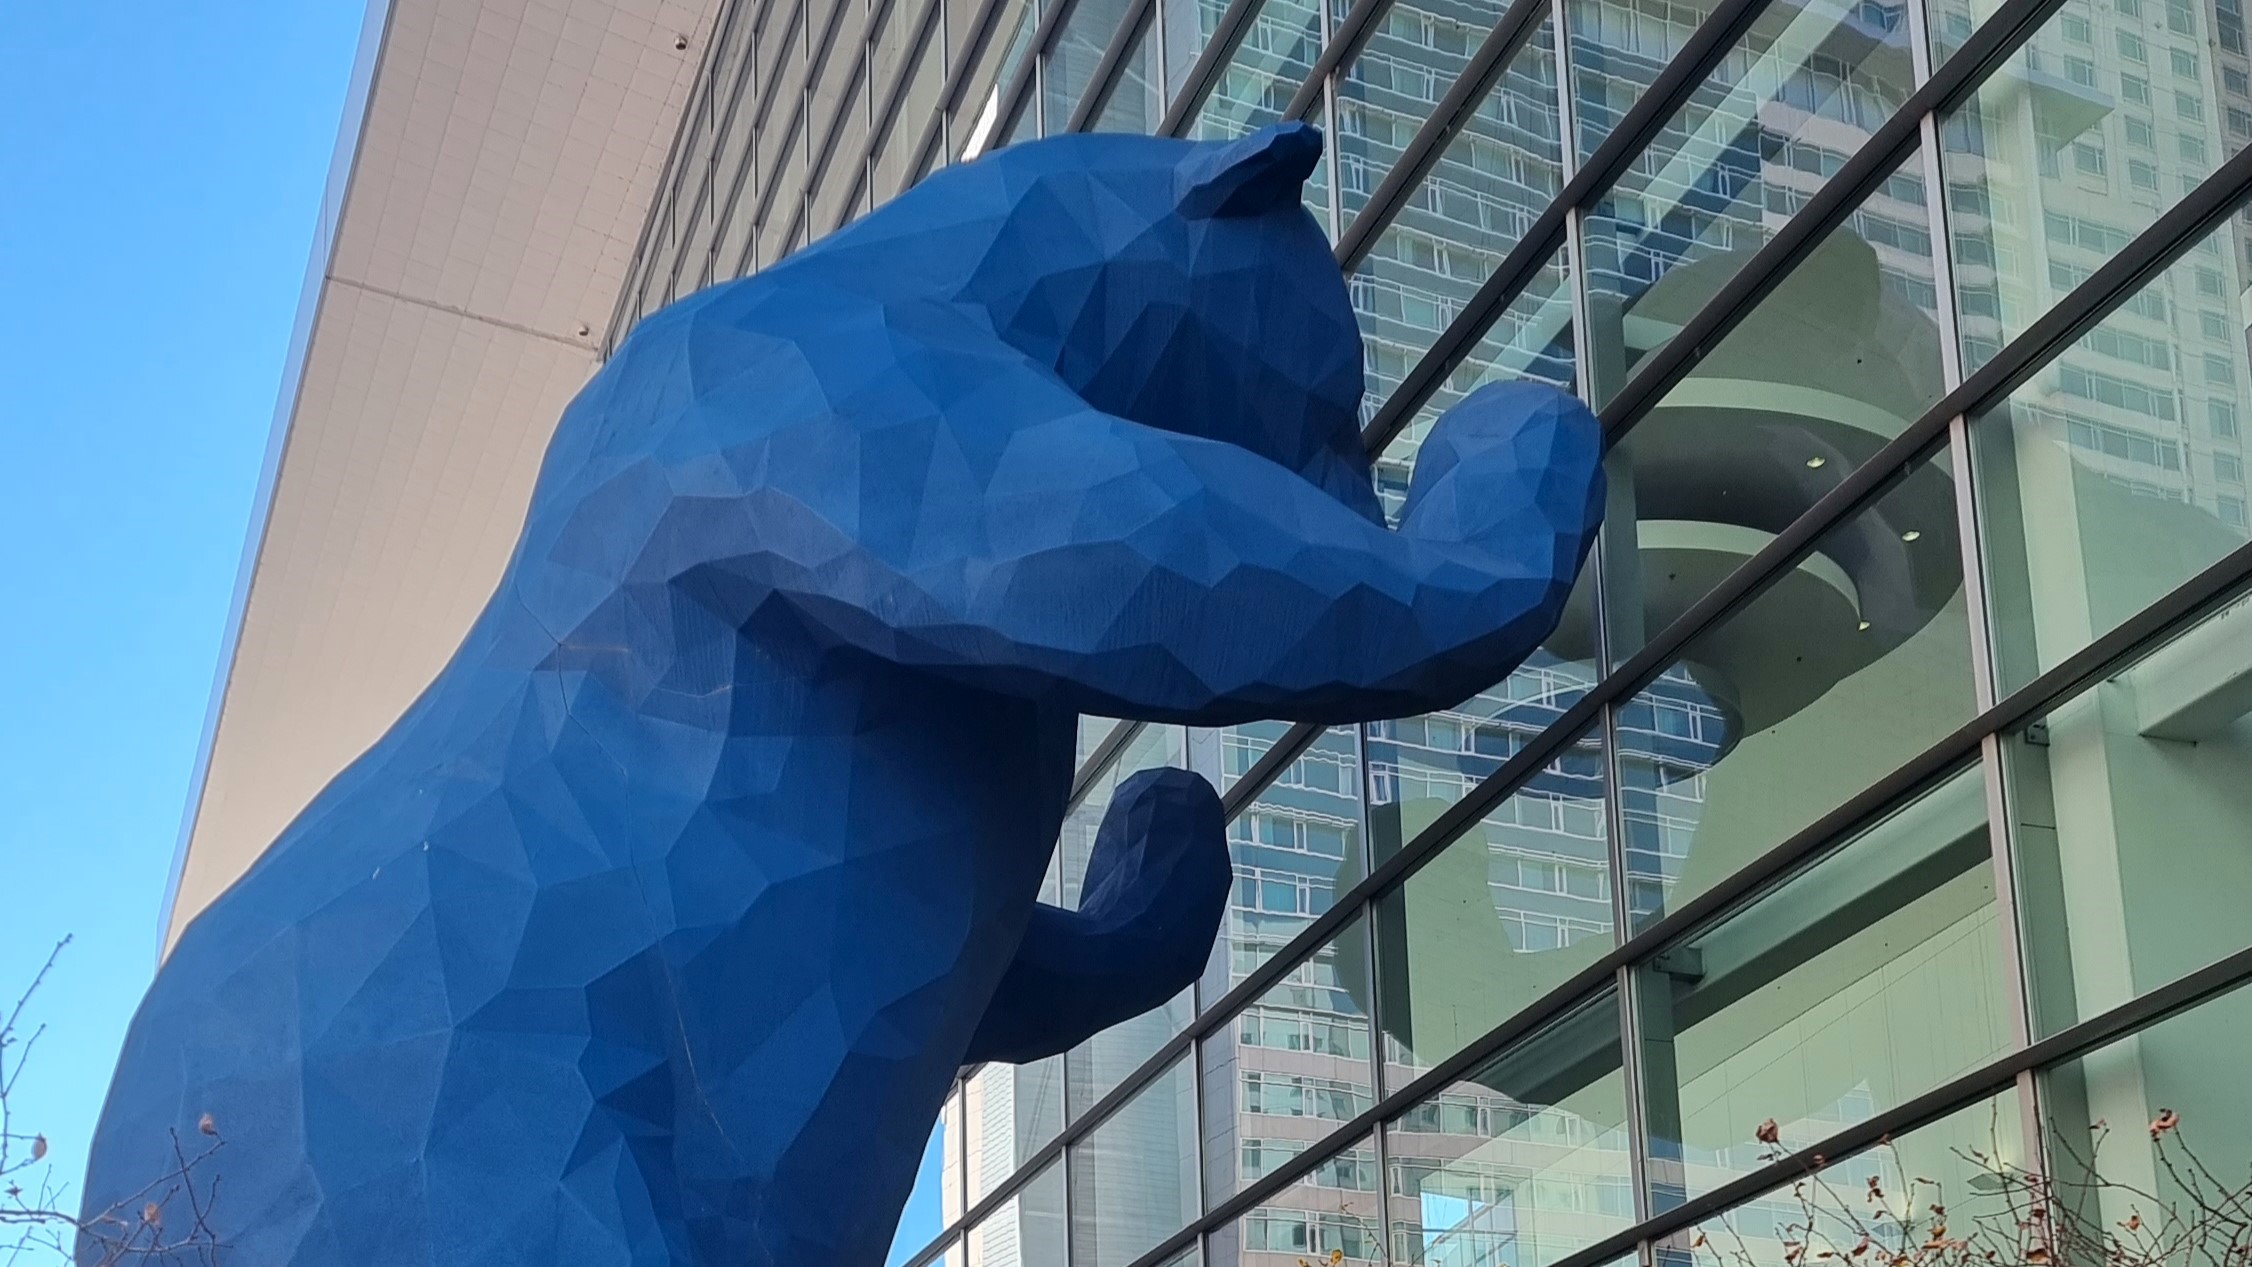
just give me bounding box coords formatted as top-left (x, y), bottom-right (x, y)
top-left (1969, 216), bottom-right (2252, 695)
top-left (1650, 1090), bottom-right (2025, 1267)
top-left (1361, 634), bottom-right (1601, 870)
top-left (758, 0), bottom-right (811, 139)
top-left (808, 0), bottom-right (868, 152)
top-left (1073, 987), bottom-right (1194, 1120)
top-left (1578, 0), bottom-right (1921, 405)
top-left (1600, 154), bottom-right (1947, 664)
top-left (1335, 6), bottom-right (1564, 232)
top-left (716, 166), bottom-right (760, 280)
top-left (1565, 0), bottom-right (1723, 159)
top-left (1181, 0), bottom-right (1335, 233)
top-left (1363, 240), bottom-right (1575, 441)
top-left (953, 0), bottom-right (1038, 159)
top-left (1092, 10), bottom-right (1165, 132)
top-left (1201, 918), bottom-right (1377, 1204)
top-left (757, 114), bottom-right (807, 269)
top-left (1345, 63), bottom-right (1569, 427)
top-left (1163, 0), bottom-right (1227, 102)
top-left (1637, 765), bottom-right (2012, 1212)
top-left (811, 68), bottom-right (869, 239)
top-left (966, 1156), bottom-right (1067, 1264)
top-left (1372, 726), bottom-right (1617, 1085)
top-left (1205, 725), bottom-right (1366, 999)
top-left (964, 1057), bottom-right (1065, 1205)
top-left (1205, 1132), bottom-right (1385, 1265)
top-left (1048, 0), bottom-right (1139, 127)
top-left (2037, 981), bottom-right (2252, 1254)
top-left (2001, 594), bottom-right (2252, 1037)
top-left (877, 25), bottom-right (947, 198)
top-left (714, 38), bottom-right (761, 234)
top-left (712, 0), bottom-right (759, 135)
top-left (1071, 1055), bottom-right (1201, 1267)
top-left (1604, 161), bottom-right (1946, 660)
top-left (1615, 451), bottom-right (1975, 929)
top-left (1939, 0), bottom-right (2234, 376)
top-left (1078, 716), bottom-right (1132, 769)
top-left (1386, 993), bottom-right (1634, 1267)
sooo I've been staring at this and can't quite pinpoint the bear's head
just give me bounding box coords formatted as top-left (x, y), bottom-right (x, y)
top-left (836, 121), bottom-right (1379, 519)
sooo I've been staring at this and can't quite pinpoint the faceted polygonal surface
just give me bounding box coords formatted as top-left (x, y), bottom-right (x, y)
top-left (83, 123), bottom-right (1602, 1266)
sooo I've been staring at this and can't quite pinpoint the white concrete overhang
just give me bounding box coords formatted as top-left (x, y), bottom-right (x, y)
top-left (162, 0), bottom-right (714, 952)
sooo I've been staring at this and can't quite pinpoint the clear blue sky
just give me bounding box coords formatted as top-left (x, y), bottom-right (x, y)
top-left (0, 0), bottom-right (368, 1207)
top-left (0, 6), bottom-right (948, 1258)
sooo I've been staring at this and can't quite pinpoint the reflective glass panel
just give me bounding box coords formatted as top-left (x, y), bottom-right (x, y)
top-left (1335, 5), bottom-right (1563, 231)
top-left (1566, 0), bottom-right (1722, 159)
top-left (2000, 594), bottom-right (2252, 1037)
top-left (1939, 0), bottom-right (2235, 374)
top-left (1204, 725), bottom-right (1366, 1001)
top-left (1600, 153), bottom-right (1945, 662)
top-left (1048, 0), bottom-right (1140, 126)
top-left (964, 1057), bottom-right (1065, 1205)
top-left (1362, 639), bottom-right (1601, 870)
top-left (1615, 452), bottom-right (1976, 929)
top-left (809, 69), bottom-right (869, 239)
top-left (2037, 982), bottom-right (2252, 1255)
top-left (1650, 1090), bottom-right (2024, 1267)
top-left (1386, 993), bottom-right (1634, 1267)
top-left (1578, 0), bottom-right (1921, 403)
top-left (1163, 0), bottom-right (1228, 102)
top-left (1364, 242), bottom-right (1575, 438)
top-left (966, 1157), bottom-right (1067, 1264)
top-left (876, 24), bottom-right (947, 196)
top-left (716, 183), bottom-right (760, 279)
top-left (954, 0), bottom-right (1038, 158)
top-left (1206, 1132), bottom-right (1385, 1265)
top-left (1344, 34), bottom-right (1568, 424)
top-left (1070, 1055), bottom-right (1201, 1267)
top-left (1373, 726), bottom-right (1615, 1086)
top-left (757, 117), bottom-right (806, 269)
top-left (1201, 918), bottom-right (1377, 1204)
top-left (1078, 715), bottom-right (1129, 769)
top-left (713, 19), bottom-right (762, 236)
top-left (1093, 10), bottom-right (1166, 132)
top-left (1636, 765), bottom-right (2011, 1211)
top-left (1968, 215), bottom-right (2252, 695)
top-left (1072, 987), bottom-right (1195, 1121)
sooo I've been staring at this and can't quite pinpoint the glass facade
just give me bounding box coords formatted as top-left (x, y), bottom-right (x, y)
top-left (610, 0), bottom-right (2252, 1257)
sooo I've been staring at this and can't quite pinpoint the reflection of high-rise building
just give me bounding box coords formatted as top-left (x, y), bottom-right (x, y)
top-left (173, 0), bottom-right (2252, 1262)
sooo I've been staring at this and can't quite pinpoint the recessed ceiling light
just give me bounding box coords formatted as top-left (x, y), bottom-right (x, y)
top-left (1806, 456), bottom-right (1827, 469)
top-left (1857, 620), bottom-right (1872, 631)
top-left (1901, 529), bottom-right (1922, 542)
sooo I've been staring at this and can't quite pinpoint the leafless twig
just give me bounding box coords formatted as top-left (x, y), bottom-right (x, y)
top-left (1, 940), bottom-right (227, 1266)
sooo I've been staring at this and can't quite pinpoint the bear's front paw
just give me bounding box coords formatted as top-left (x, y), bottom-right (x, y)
top-left (1397, 380), bottom-right (1604, 551)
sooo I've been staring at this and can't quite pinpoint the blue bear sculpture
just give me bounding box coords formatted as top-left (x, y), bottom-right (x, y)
top-left (82, 123), bottom-right (1603, 1266)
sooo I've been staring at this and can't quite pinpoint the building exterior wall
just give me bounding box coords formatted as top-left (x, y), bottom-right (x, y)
top-left (609, 0), bottom-right (2252, 1260)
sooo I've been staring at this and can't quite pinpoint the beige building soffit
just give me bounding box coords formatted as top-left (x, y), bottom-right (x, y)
top-left (161, 0), bottom-right (716, 955)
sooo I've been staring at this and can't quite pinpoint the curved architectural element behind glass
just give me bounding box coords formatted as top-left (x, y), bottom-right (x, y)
top-left (81, 123), bottom-right (1603, 1267)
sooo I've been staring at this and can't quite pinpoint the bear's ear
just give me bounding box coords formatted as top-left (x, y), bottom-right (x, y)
top-left (1177, 122), bottom-right (1324, 219)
